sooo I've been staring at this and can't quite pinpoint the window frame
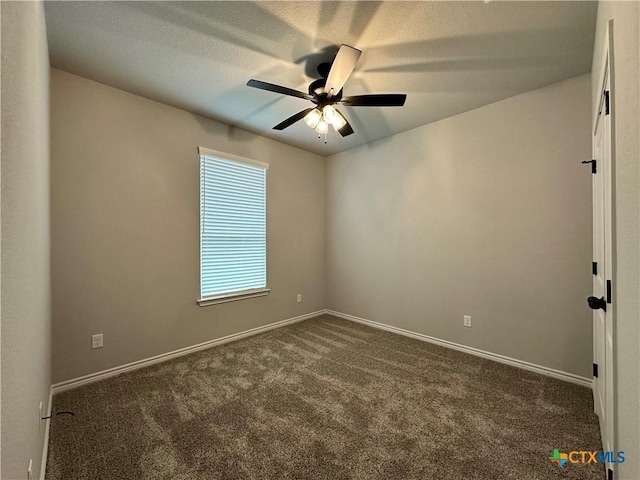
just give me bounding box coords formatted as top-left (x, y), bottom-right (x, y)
top-left (197, 146), bottom-right (269, 307)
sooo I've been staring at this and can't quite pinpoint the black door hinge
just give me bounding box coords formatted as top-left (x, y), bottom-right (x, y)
top-left (605, 91), bottom-right (610, 115)
top-left (608, 467), bottom-right (613, 480)
top-left (607, 280), bottom-right (612, 304)
top-left (592, 262), bottom-right (598, 275)
top-left (593, 363), bottom-right (599, 377)
top-left (581, 159), bottom-right (597, 174)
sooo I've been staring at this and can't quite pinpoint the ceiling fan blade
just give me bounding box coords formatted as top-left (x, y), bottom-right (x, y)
top-left (340, 94), bottom-right (407, 107)
top-left (273, 108), bottom-right (315, 130)
top-left (325, 45), bottom-right (362, 99)
top-left (247, 79), bottom-right (314, 101)
top-left (337, 118), bottom-right (354, 137)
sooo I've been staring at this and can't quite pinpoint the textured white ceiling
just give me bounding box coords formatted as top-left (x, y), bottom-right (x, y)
top-left (44, 1), bottom-right (597, 156)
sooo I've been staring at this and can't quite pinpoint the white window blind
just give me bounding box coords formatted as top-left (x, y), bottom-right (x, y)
top-left (199, 147), bottom-right (268, 303)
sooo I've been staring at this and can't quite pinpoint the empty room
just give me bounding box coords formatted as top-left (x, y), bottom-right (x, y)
top-left (2, 1), bottom-right (639, 479)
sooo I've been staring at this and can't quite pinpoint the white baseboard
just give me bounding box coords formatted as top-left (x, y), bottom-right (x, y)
top-left (40, 386), bottom-right (52, 480)
top-left (51, 308), bottom-right (592, 394)
top-left (325, 309), bottom-right (593, 388)
top-left (52, 310), bottom-right (325, 394)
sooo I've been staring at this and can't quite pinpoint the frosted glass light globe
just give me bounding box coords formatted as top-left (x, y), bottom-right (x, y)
top-left (322, 105), bottom-right (338, 124)
top-left (331, 110), bottom-right (347, 130)
top-left (315, 120), bottom-right (329, 134)
top-left (304, 109), bottom-right (322, 128)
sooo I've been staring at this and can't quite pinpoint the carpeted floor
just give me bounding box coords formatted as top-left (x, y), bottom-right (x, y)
top-left (46, 314), bottom-right (603, 479)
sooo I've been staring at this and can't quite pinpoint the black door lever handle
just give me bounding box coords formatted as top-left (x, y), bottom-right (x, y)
top-left (587, 296), bottom-right (606, 312)
top-left (581, 159), bottom-right (597, 173)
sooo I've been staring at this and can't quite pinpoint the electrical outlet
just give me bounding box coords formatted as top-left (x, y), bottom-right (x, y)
top-left (463, 315), bottom-right (472, 328)
top-left (27, 459), bottom-right (32, 480)
top-left (297, 293), bottom-right (302, 303)
top-left (91, 333), bottom-right (103, 349)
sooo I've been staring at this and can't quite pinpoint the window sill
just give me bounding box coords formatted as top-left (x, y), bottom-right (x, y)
top-left (197, 288), bottom-right (270, 307)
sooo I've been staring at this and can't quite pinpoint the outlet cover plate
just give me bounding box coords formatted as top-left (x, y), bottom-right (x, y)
top-left (91, 333), bottom-right (103, 349)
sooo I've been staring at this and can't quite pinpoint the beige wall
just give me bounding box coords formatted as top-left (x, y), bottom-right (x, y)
top-left (592, 2), bottom-right (640, 479)
top-left (1, 2), bottom-right (52, 479)
top-left (326, 74), bottom-right (593, 377)
top-left (50, 70), bottom-right (325, 383)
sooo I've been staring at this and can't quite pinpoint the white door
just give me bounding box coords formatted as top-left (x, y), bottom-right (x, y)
top-left (591, 54), bottom-right (614, 472)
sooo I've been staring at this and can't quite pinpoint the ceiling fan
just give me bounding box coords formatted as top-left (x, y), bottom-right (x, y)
top-left (246, 44), bottom-right (407, 140)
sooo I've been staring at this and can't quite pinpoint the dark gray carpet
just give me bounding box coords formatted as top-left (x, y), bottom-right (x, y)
top-left (46, 314), bottom-right (603, 479)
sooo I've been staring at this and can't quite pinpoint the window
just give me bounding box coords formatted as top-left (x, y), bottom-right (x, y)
top-left (198, 147), bottom-right (269, 306)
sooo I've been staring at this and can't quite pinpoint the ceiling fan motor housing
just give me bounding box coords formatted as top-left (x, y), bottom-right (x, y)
top-left (309, 62), bottom-right (343, 102)
top-left (308, 78), bottom-right (343, 104)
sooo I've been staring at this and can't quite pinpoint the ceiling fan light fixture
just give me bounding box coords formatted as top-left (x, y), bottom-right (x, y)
top-left (315, 120), bottom-right (329, 135)
top-left (304, 108), bottom-right (322, 129)
top-left (322, 105), bottom-right (338, 124)
top-left (331, 109), bottom-right (347, 130)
